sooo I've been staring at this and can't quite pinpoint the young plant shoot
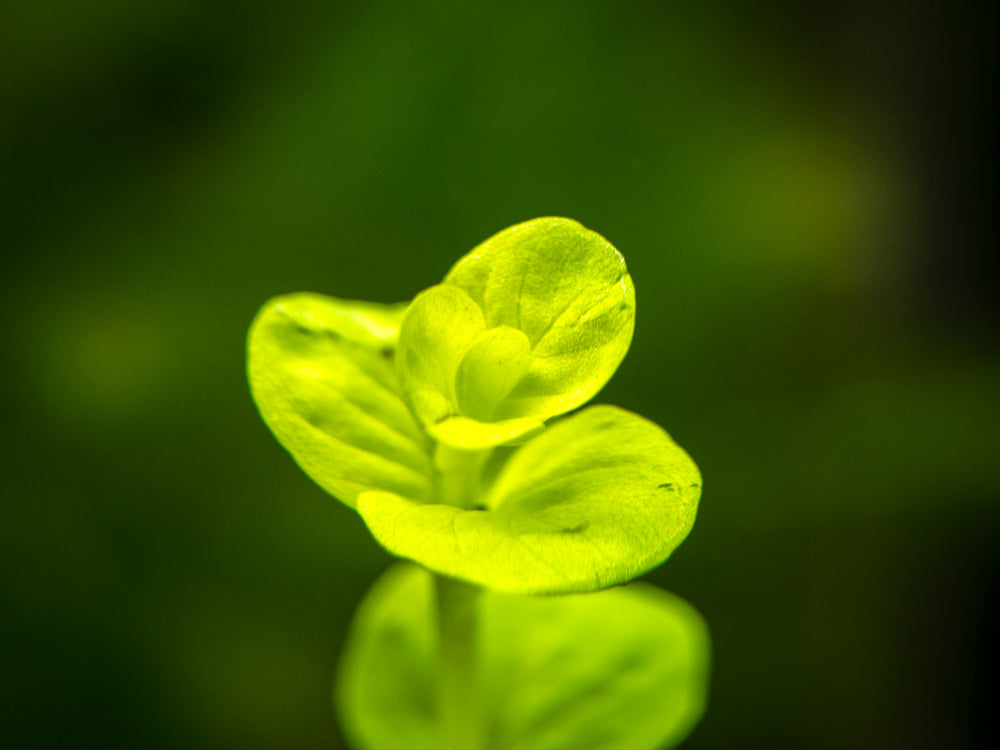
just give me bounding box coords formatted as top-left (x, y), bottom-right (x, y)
top-left (247, 217), bottom-right (709, 750)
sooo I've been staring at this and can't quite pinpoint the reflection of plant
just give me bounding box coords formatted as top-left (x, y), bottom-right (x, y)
top-left (247, 217), bottom-right (709, 749)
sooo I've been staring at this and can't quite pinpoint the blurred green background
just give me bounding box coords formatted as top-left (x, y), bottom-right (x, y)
top-left (2, 1), bottom-right (997, 748)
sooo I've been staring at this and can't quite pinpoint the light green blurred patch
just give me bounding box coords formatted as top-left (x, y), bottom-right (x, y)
top-left (338, 564), bottom-right (710, 750)
top-left (33, 294), bottom-right (175, 428)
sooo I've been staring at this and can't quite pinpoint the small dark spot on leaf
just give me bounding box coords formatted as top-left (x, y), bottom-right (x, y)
top-left (617, 651), bottom-right (645, 671)
top-left (561, 521), bottom-right (590, 534)
top-left (470, 503), bottom-right (487, 511)
top-left (380, 346), bottom-right (394, 359)
top-left (689, 483), bottom-right (700, 489)
top-left (658, 483), bottom-right (674, 490)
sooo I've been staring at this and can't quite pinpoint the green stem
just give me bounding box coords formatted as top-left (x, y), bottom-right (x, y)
top-left (435, 574), bottom-right (482, 750)
top-left (432, 443), bottom-right (489, 748)
top-left (434, 443), bottom-right (490, 509)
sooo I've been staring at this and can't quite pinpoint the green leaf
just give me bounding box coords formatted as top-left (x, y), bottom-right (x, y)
top-left (427, 415), bottom-right (545, 450)
top-left (247, 293), bottom-right (434, 508)
top-left (396, 284), bottom-right (486, 426)
top-left (337, 564), bottom-right (710, 750)
top-left (395, 284), bottom-right (543, 448)
top-left (357, 406), bottom-right (701, 594)
top-left (445, 217), bottom-right (635, 421)
top-left (394, 218), bottom-right (635, 447)
top-left (455, 325), bottom-right (533, 421)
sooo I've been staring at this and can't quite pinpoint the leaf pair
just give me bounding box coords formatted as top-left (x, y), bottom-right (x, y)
top-left (247, 217), bottom-right (701, 594)
top-left (338, 564), bottom-right (711, 750)
top-left (358, 405), bottom-right (701, 594)
top-left (399, 217), bottom-right (635, 448)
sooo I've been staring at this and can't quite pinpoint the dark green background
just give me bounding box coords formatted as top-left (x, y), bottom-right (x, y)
top-left (2, 1), bottom-right (997, 748)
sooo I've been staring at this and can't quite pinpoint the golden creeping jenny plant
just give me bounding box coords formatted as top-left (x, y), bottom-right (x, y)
top-left (248, 218), bottom-right (710, 750)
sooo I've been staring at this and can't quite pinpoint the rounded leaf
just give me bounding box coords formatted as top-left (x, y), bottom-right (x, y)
top-left (357, 406), bottom-right (701, 594)
top-left (455, 325), bottom-right (533, 421)
top-left (427, 415), bottom-right (545, 450)
top-left (337, 564), bottom-right (710, 750)
top-left (445, 217), bottom-right (636, 421)
top-left (247, 293), bottom-right (434, 508)
top-left (396, 284), bottom-right (486, 426)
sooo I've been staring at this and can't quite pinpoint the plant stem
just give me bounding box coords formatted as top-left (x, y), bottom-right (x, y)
top-left (435, 573), bottom-right (482, 750)
top-left (432, 444), bottom-right (489, 748)
top-left (434, 444), bottom-right (490, 509)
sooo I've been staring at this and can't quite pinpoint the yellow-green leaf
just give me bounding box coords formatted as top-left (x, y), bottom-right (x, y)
top-left (337, 564), bottom-right (710, 750)
top-left (455, 325), bottom-right (533, 421)
top-left (445, 217), bottom-right (635, 421)
top-left (247, 293), bottom-right (433, 508)
top-left (357, 406), bottom-right (701, 594)
top-left (396, 284), bottom-right (485, 427)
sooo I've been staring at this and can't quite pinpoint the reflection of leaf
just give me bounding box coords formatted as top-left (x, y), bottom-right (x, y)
top-left (358, 406), bottom-right (701, 594)
top-left (247, 293), bottom-right (434, 508)
top-left (338, 564), bottom-right (710, 750)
